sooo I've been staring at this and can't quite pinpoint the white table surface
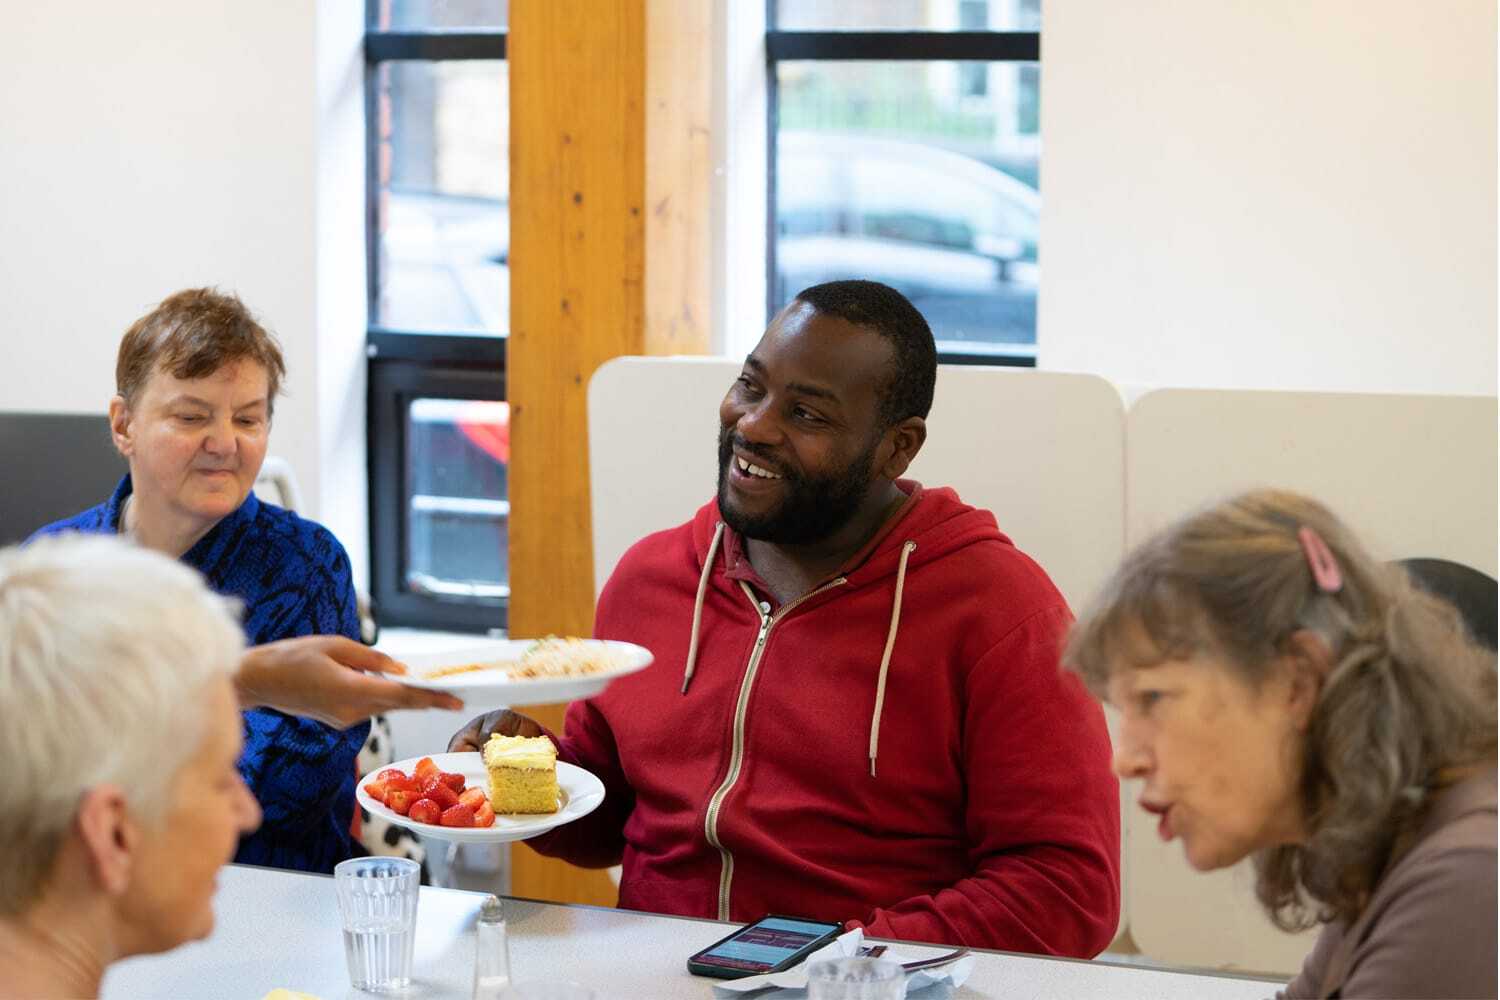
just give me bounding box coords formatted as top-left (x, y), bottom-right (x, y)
top-left (101, 865), bottom-right (1282, 1000)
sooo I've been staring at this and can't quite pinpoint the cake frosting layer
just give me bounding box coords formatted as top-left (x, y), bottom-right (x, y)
top-left (482, 733), bottom-right (557, 771)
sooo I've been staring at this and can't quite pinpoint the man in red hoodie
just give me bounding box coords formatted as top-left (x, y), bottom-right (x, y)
top-left (451, 280), bottom-right (1120, 955)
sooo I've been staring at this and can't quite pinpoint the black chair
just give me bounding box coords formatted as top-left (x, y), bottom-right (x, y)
top-left (0, 412), bottom-right (125, 546)
top-left (1397, 557), bottom-right (1498, 652)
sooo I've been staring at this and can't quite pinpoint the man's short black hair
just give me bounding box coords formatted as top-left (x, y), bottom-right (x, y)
top-left (793, 279), bottom-right (937, 428)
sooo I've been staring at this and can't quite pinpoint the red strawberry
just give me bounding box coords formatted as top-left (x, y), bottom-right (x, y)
top-left (458, 787), bottom-right (487, 811)
top-left (364, 779), bottom-right (389, 804)
top-left (413, 757), bottom-right (439, 780)
top-left (440, 771), bottom-right (466, 793)
top-left (408, 798), bottom-right (442, 825)
top-left (386, 789), bottom-right (414, 816)
top-left (439, 803), bottom-right (476, 828)
top-left (473, 802), bottom-right (496, 828)
top-left (420, 777), bottom-right (459, 809)
top-left (377, 768), bottom-right (406, 783)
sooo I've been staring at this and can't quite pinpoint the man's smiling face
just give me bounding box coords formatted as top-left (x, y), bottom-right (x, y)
top-left (715, 302), bottom-right (896, 546)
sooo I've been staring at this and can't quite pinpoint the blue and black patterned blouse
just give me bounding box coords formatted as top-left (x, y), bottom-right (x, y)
top-left (32, 475), bottom-right (369, 874)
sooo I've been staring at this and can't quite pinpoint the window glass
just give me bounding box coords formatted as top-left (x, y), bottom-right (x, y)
top-left (405, 398), bottom-right (510, 602)
top-left (774, 60), bottom-right (1040, 351)
top-left (374, 60), bottom-right (509, 334)
top-left (377, 0), bottom-right (508, 30)
top-left (774, 0), bottom-right (1039, 32)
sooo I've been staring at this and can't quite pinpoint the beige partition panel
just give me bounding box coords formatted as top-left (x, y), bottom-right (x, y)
top-left (588, 357), bottom-right (740, 597)
top-left (1124, 388), bottom-right (1499, 975)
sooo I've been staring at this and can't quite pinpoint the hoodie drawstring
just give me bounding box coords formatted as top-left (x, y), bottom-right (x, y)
top-left (681, 520), bottom-right (726, 694)
top-left (869, 540), bottom-right (917, 778)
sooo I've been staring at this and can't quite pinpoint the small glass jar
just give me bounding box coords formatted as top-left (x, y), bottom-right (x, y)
top-left (472, 894), bottom-right (513, 1000)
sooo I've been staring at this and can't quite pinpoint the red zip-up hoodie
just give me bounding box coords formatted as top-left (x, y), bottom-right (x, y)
top-left (530, 482), bottom-right (1120, 956)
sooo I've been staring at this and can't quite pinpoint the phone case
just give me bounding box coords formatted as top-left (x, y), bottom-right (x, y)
top-left (686, 914), bottom-right (844, 980)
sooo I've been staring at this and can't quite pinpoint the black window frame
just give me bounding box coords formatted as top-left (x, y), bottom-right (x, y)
top-left (765, 7), bottom-right (1042, 368)
top-left (363, 12), bottom-right (510, 632)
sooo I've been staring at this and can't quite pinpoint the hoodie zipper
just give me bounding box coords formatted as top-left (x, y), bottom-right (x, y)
top-left (702, 575), bottom-right (847, 921)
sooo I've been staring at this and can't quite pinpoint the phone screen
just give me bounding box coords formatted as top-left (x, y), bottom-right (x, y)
top-left (693, 916), bottom-right (842, 973)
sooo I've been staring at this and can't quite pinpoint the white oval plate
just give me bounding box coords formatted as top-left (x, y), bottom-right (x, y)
top-left (356, 752), bottom-right (605, 844)
top-left (384, 639), bottom-right (652, 708)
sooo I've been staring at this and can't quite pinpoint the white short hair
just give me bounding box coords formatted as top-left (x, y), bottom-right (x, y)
top-left (0, 535), bottom-right (243, 914)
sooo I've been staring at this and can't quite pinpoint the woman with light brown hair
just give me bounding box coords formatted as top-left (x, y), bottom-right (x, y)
top-left (1066, 488), bottom-right (1496, 999)
top-left (31, 288), bottom-right (459, 874)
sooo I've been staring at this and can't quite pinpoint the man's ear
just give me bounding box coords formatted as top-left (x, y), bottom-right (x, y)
top-left (75, 784), bottom-right (138, 897)
top-left (108, 395), bottom-right (134, 459)
top-left (879, 416), bottom-right (927, 480)
top-left (1281, 629), bottom-right (1334, 731)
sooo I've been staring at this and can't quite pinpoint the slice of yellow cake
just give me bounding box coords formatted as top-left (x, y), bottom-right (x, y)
top-left (482, 734), bottom-right (559, 814)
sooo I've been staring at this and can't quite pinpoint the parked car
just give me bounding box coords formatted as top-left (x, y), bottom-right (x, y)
top-left (776, 130), bottom-right (1039, 350)
top-left (381, 132), bottom-right (1039, 350)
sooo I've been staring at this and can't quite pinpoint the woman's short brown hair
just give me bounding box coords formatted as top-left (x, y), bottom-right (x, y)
top-left (115, 288), bottom-right (286, 414)
top-left (1066, 488), bottom-right (1497, 931)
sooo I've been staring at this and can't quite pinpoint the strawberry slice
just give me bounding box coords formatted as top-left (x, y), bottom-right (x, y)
top-left (420, 777), bottom-right (459, 809)
top-left (440, 803), bottom-right (476, 828)
top-left (408, 798), bottom-right (442, 825)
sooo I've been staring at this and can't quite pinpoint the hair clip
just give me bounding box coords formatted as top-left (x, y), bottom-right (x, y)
top-left (1298, 526), bottom-right (1343, 594)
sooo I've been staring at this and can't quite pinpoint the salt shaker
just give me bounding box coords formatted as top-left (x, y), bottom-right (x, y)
top-left (472, 894), bottom-right (512, 1000)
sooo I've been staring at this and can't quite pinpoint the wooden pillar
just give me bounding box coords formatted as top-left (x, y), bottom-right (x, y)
top-left (507, 0), bottom-right (712, 907)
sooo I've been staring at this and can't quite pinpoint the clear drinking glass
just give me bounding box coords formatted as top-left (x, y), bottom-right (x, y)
top-left (335, 856), bottom-right (421, 992)
top-left (807, 957), bottom-right (907, 1000)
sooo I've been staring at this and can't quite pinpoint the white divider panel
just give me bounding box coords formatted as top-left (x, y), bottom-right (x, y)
top-left (589, 357), bottom-right (743, 599)
top-left (1123, 388), bottom-right (1499, 975)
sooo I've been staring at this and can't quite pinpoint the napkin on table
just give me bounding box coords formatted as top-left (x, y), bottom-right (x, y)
top-left (710, 928), bottom-right (975, 998)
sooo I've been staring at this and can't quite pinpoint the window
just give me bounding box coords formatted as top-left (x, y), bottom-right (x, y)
top-left (365, 1), bottom-right (510, 632)
top-left (767, 0), bottom-right (1041, 365)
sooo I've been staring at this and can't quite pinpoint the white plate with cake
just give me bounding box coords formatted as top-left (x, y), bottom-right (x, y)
top-left (356, 744), bottom-right (605, 845)
top-left (386, 636), bottom-right (653, 707)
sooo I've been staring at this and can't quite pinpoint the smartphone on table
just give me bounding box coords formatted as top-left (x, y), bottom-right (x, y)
top-left (686, 914), bottom-right (845, 979)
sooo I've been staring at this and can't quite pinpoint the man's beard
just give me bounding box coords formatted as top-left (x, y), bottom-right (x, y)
top-left (715, 424), bottom-right (880, 546)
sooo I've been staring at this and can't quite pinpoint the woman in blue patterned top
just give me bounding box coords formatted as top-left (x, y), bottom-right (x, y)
top-left (31, 288), bottom-right (459, 873)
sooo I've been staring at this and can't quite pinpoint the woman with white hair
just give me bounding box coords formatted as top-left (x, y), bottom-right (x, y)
top-left (1067, 489), bottom-right (1496, 999)
top-left (0, 535), bottom-right (262, 999)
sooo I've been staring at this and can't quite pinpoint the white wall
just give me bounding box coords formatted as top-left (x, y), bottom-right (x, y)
top-left (0, 3), bottom-right (369, 584)
top-left (1039, 0), bottom-right (1497, 395)
top-left (315, 2), bottom-right (372, 589)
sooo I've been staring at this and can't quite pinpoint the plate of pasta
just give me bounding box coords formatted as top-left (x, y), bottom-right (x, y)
top-left (384, 636), bottom-right (653, 706)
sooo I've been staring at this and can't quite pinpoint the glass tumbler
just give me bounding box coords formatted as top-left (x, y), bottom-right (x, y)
top-left (807, 956), bottom-right (907, 1000)
top-left (334, 856), bottom-right (421, 992)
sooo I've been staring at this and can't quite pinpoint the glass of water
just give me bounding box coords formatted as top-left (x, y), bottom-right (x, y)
top-left (334, 856), bottom-right (421, 992)
top-left (807, 957), bottom-right (906, 1000)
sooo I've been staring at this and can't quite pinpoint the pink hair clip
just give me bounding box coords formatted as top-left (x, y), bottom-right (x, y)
top-left (1298, 526), bottom-right (1343, 593)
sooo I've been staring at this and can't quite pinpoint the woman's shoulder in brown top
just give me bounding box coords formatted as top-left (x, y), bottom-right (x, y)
top-left (1281, 765), bottom-right (1497, 1000)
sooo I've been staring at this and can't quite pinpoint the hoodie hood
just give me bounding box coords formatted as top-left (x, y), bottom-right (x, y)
top-left (690, 479), bottom-right (1008, 590)
top-left (679, 480), bottom-right (1013, 776)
